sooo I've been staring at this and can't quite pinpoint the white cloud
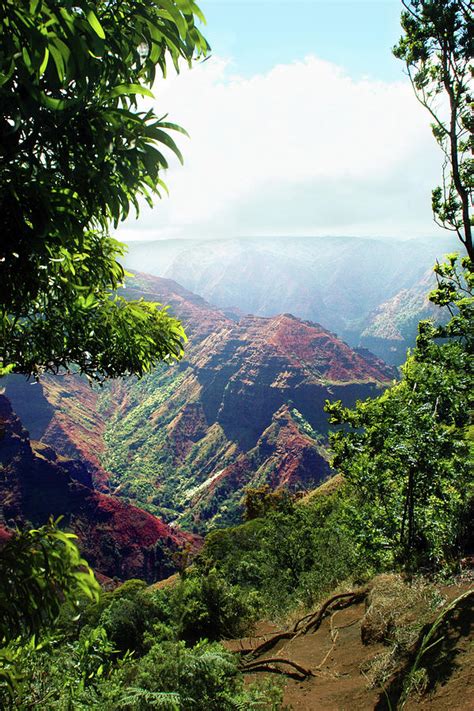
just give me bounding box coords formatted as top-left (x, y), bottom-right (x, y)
top-left (117, 54), bottom-right (444, 241)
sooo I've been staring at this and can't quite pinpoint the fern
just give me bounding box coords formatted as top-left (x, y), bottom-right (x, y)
top-left (183, 650), bottom-right (236, 674)
top-left (117, 687), bottom-right (186, 709)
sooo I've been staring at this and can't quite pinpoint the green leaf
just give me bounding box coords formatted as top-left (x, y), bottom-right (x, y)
top-left (157, 0), bottom-right (188, 39)
top-left (148, 128), bottom-right (184, 164)
top-left (39, 92), bottom-right (68, 110)
top-left (22, 46), bottom-right (32, 70)
top-left (86, 10), bottom-right (106, 40)
top-left (39, 46), bottom-right (49, 75)
top-left (157, 120), bottom-right (189, 138)
top-left (107, 83), bottom-right (155, 99)
top-left (0, 60), bottom-right (15, 87)
top-left (49, 44), bottom-right (65, 82)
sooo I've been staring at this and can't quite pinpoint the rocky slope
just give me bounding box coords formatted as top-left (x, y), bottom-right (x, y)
top-left (4, 273), bottom-right (395, 533)
top-left (4, 373), bottom-right (109, 488)
top-left (124, 235), bottom-right (455, 359)
top-left (359, 270), bottom-right (442, 365)
top-left (0, 395), bottom-right (197, 582)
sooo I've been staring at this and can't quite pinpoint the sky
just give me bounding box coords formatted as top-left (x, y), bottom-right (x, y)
top-left (118, 0), bottom-right (445, 242)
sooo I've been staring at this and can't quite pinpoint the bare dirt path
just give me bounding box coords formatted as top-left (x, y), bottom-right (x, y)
top-left (248, 602), bottom-right (383, 710)
top-left (227, 580), bottom-right (473, 710)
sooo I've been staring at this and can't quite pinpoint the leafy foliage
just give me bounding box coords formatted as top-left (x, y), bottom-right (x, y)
top-left (429, 253), bottom-right (474, 344)
top-left (167, 570), bottom-right (259, 644)
top-left (1, 4), bottom-right (472, 708)
top-left (325, 255), bottom-right (473, 567)
top-left (114, 640), bottom-right (241, 710)
top-left (0, 519), bottom-right (99, 698)
top-left (0, 0), bottom-right (209, 379)
top-left (199, 489), bottom-right (372, 616)
top-left (244, 484), bottom-right (296, 521)
top-left (0, 519), bottom-right (99, 641)
top-left (394, 1), bottom-right (473, 259)
top-left (1, 569), bottom-right (283, 709)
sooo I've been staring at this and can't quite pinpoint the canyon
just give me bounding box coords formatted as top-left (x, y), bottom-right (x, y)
top-left (3, 273), bottom-right (394, 551)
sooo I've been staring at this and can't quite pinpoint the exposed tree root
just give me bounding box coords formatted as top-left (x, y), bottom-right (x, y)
top-left (237, 631), bottom-right (294, 658)
top-left (238, 587), bottom-right (369, 679)
top-left (241, 657), bottom-right (314, 679)
top-left (295, 590), bottom-right (368, 636)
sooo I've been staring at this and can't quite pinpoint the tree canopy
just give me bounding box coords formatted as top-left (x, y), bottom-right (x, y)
top-left (0, 0), bottom-right (209, 380)
top-left (0, 519), bottom-right (100, 695)
top-left (0, 520), bottom-right (99, 643)
top-left (325, 254), bottom-right (473, 568)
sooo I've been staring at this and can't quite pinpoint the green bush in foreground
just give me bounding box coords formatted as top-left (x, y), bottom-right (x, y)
top-left (1, 561), bottom-right (279, 709)
top-left (199, 487), bottom-right (374, 618)
top-left (326, 256), bottom-right (473, 569)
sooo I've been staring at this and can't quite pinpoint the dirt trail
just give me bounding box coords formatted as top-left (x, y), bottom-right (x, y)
top-left (244, 601), bottom-right (383, 710)
top-left (226, 582), bottom-right (473, 710)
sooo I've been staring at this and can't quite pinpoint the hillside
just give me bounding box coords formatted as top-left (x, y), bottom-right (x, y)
top-left (96, 274), bottom-right (395, 530)
top-left (359, 271), bottom-right (441, 365)
top-left (124, 235), bottom-right (454, 361)
top-left (0, 395), bottom-right (198, 582)
top-left (226, 576), bottom-right (474, 711)
top-left (4, 373), bottom-right (110, 489)
top-left (5, 273), bottom-right (394, 533)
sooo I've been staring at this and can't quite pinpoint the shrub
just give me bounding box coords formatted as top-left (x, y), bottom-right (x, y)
top-left (168, 571), bottom-right (258, 644)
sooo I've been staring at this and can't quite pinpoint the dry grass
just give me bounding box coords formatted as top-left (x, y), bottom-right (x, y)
top-left (298, 474), bottom-right (344, 505)
top-left (360, 573), bottom-right (445, 688)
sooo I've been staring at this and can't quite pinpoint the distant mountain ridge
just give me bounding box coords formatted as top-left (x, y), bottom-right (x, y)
top-left (359, 270), bottom-right (440, 363)
top-left (4, 273), bottom-right (394, 534)
top-left (124, 235), bottom-right (453, 363)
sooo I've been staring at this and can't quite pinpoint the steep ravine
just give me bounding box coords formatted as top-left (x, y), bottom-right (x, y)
top-left (0, 395), bottom-right (198, 582)
top-left (4, 273), bottom-right (395, 534)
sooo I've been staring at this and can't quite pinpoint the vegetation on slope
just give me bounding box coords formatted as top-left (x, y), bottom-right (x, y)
top-left (4, 250), bottom-right (471, 707)
top-left (0, 393), bottom-right (199, 583)
top-left (95, 294), bottom-right (392, 531)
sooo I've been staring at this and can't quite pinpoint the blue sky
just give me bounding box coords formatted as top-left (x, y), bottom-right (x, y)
top-left (119, 1), bottom-right (445, 243)
top-left (201, 0), bottom-right (404, 81)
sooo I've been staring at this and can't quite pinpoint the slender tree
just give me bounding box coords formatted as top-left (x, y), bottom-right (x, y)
top-left (394, 0), bottom-right (473, 260)
top-left (325, 1), bottom-right (473, 567)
